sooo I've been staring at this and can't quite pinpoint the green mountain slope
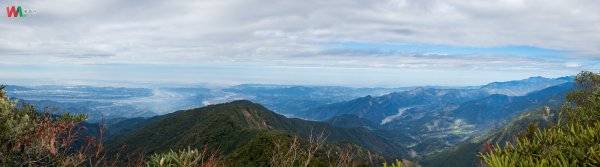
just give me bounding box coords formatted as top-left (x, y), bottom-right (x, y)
top-left (327, 114), bottom-right (382, 129)
top-left (422, 106), bottom-right (559, 167)
top-left (106, 100), bottom-right (409, 165)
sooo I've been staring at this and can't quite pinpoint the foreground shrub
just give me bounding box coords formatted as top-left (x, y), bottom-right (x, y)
top-left (383, 159), bottom-right (404, 167)
top-left (0, 85), bottom-right (107, 166)
top-left (481, 71), bottom-right (600, 166)
top-left (270, 131), bottom-right (327, 167)
top-left (147, 146), bottom-right (222, 167)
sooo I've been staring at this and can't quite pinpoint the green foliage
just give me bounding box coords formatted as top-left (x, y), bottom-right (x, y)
top-left (147, 147), bottom-right (222, 167)
top-left (383, 159), bottom-right (404, 167)
top-left (422, 141), bottom-right (482, 167)
top-left (0, 85), bottom-right (35, 165)
top-left (481, 71), bottom-right (600, 166)
top-left (228, 131), bottom-right (286, 166)
top-left (268, 131), bottom-right (327, 167)
top-left (483, 122), bottom-right (600, 166)
top-left (214, 130), bottom-right (385, 166)
top-left (143, 130), bottom-right (384, 167)
top-left (0, 85), bottom-right (108, 166)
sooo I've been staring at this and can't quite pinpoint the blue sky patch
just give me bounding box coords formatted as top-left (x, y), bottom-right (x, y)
top-left (323, 42), bottom-right (569, 57)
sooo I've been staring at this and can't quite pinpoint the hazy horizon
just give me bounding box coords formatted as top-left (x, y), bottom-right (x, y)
top-left (0, 70), bottom-right (572, 88)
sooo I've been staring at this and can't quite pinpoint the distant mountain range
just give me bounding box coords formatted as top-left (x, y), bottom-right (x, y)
top-left (479, 76), bottom-right (573, 96)
top-left (3, 76), bottom-right (572, 121)
top-left (221, 84), bottom-right (416, 116)
top-left (295, 77), bottom-right (573, 156)
top-left (450, 82), bottom-right (571, 126)
top-left (301, 76), bottom-right (572, 123)
top-left (302, 76), bottom-right (572, 122)
top-left (2, 84), bottom-right (413, 121)
top-left (300, 88), bottom-right (488, 122)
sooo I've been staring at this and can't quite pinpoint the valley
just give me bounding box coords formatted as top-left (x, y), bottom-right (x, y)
top-left (0, 75), bottom-right (578, 166)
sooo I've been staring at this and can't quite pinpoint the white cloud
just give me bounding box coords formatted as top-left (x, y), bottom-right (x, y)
top-left (0, 0), bottom-right (599, 85)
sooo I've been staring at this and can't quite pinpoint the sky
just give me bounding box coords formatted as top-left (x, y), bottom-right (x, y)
top-left (1, 0), bottom-right (599, 87)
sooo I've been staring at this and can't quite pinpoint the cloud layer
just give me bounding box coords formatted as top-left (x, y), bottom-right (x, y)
top-left (0, 0), bottom-right (599, 86)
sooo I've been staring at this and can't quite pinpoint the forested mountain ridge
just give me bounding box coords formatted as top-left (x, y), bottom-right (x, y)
top-left (105, 100), bottom-right (411, 165)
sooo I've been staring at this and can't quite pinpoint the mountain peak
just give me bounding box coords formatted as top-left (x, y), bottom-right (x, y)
top-left (480, 76), bottom-right (569, 96)
top-left (199, 100), bottom-right (282, 129)
top-left (408, 87), bottom-right (426, 94)
top-left (205, 100), bottom-right (267, 112)
top-left (227, 100), bottom-right (259, 105)
top-left (555, 76), bottom-right (575, 82)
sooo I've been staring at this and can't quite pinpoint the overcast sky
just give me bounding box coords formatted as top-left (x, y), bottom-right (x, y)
top-left (1, 0), bottom-right (599, 87)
